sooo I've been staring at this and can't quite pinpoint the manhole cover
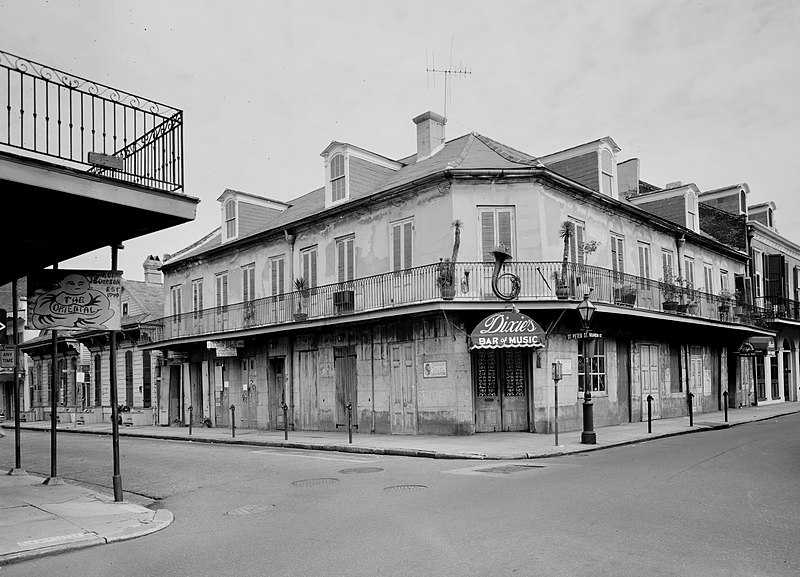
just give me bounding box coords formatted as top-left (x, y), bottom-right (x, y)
top-left (383, 485), bottom-right (428, 493)
top-left (225, 504), bottom-right (274, 516)
top-left (291, 478), bottom-right (340, 487)
top-left (477, 464), bottom-right (545, 475)
top-left (339, 467), bottom-right (384, 474)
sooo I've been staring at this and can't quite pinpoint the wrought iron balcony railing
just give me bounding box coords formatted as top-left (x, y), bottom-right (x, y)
top-left (754, 295), bottom-right (800, 322)
top-left (144, 261), bottom-right (769, 344)
top-left (1, 49), bottom-right (183, 192)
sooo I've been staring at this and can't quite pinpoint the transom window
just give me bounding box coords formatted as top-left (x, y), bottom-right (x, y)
top-left (331, 154), bottom-right (346, 202)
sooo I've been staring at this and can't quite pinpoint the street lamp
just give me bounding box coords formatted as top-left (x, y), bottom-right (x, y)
top-left (576, 291), bottom-right (596, 444)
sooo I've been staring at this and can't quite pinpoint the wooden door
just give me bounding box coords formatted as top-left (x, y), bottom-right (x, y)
top-left (168, 365), bottom-right (181, 425)
top-left (334, 346), bottom-right (357, 428)
top-left (500, 349), bottom-right (528, 431)
top-left (241, 357), bottom-right (258, 428)
top-left (690, 350), bottom-right (703, 413)
top-left (269, 357), bottom-right (286, 430)
top-left (474, 349), bottom-right (500, 432)
top-left (390, 343), bottom-right (417, 435)
top-left (640, 344), bottom-right (661, 420)
top-left (298, 351), bottom-right (318, 429)
top-left (617, 340), bottom-right (631, 423)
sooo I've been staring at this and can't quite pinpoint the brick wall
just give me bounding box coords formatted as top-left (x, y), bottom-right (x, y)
top-left (699, 203), bottom-right (747, 250)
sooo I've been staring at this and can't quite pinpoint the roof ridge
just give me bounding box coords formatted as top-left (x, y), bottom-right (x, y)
top-left (446, 133), bottom-right (478, 169)
top-left (472, 133), bottom-right (543, 167)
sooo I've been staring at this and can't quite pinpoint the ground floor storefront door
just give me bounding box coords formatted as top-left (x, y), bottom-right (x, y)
top-left (473, 348), bottom-right (529, 432)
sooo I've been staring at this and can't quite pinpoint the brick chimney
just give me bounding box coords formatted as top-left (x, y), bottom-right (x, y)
top-left (412, 111), bottom-right (446, 161)
top-left (143, 255), bottom-right (162, 284)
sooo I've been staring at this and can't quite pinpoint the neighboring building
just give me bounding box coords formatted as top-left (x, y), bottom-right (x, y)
top-left (699, 185), bottom-right (800, 406)
top-left (0, 279), bottom-right (36, 419)
top-left (146, 111), bottom-right (773, 436)
top-left (20, 258), bottom-right (165, 425)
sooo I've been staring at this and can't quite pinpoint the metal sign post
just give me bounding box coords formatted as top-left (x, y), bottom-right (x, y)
top-left (552, 361), bottom-right (563, 446)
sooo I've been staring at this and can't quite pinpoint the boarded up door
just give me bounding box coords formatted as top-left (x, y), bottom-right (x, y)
top-left (334, 347), bottom-right (357, 428)
top-left (617, 340), bottom-right (631, 423)
top-left (390, 343), bottom-right (417, 435)
top-left (298, 351), bottom-right (318, 429)
top-left (241, 357), bottom-right (258, 428)
top-left (269, 358), bottom-right (286, 431)
top-left (474, 349), bottom-right (500, 432)
top-left (640, 344), bottom-right (661, 420)
top-left (168, 365), bottom-right (181, 425)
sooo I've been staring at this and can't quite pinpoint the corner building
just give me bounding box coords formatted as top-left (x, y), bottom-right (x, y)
top-left (147, 111), bottom-right (774, 435)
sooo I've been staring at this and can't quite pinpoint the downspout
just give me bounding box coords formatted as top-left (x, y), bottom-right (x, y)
top-left (370, 327), bottom-right (376, 434)
top-left (746, 224), bottom-right (756, 304)
top-left (285, 230), bottom-right (296, 428)
top-left (676, 234), bottom-right (689, 409)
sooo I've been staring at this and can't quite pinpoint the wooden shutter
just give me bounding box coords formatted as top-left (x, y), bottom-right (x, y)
top-left (481, 210), bottom-right (495, 262)
top-left (403, 221), bottom-right (413, 269)
top-left (575, 223), bottom-right (584, 265)
top-left (611, 236), bottom-right (624, 276)
top-left (766, 254), bottom-right (786, 298)
top-left (347, 238), bottom-right (354, 280)
top-left (337, 241), bottom-right (345, 282)
top-left (392, 224), bottom-right (402, 271)
top-left (498, 210), bottom-right (512, 253)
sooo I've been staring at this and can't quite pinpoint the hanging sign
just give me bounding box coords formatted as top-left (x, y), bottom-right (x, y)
top-left (470, 310), bottom-right (546, 349)
top-left (27, 270), bottom-right (122, 332)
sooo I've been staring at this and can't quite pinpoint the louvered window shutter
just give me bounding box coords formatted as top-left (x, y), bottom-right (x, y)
top-left (337, 241), bottom-right (345, 283)
top-left (498, 210), bottom-right (512, 253)
top-left (392, 224), bottom-right (402, 271)
top-left (347, 239), bottom-right (354, 280)
top-left (481, 211), bottom-right (495, 262)
top-left (310, 250), bottom-right (317, 288)
top-left (575, 224), bottom-right (584, 265)
top-left (403, 221), bottom-right (413, 269)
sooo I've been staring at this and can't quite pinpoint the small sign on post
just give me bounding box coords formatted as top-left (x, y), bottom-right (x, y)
top-left (0, 345), bottom-right (14, 368)
top-left (552, 361), bottom-right (562, 446)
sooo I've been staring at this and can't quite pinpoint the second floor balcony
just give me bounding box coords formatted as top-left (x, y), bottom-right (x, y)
top-left (146, 261), bottom-right (771, 345)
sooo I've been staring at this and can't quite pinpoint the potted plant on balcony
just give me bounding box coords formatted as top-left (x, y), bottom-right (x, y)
top-left (660, 276), bottom-right (684, 312)
top-left (682, 281), bottom-right (699, 315)
top-left (438, 220), bottom-right (462, 300)
top-left (717, 289), bottom-right (735, 319)
top-left (555, 221), bottom-right (575, 300)
top-left (293, 277), bottom-right (309, 321)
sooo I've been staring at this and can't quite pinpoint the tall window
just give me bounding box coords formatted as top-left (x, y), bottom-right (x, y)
top-left (684, 256), bottom-right (695, 289)
top-left (479, 207), bottom-right (515, 262)
top-left (392, 218), bottom-right (414, 271)
top-left (569, 219), bottom-right (586, 265)
top-left (703, 263), bottom-right (714, 294)
top-left (336, 236), bottom-right (355, 283)
top-left (94, 354), bottom-right (101, 407)
top-left (225, 199), bottom-right (237, 239)
top-left (142, 351), bottom-right (151, 408)
top-left (578, 339), bottom-right (606, 393)
top-left (125, 350), bottom-right (134, 407)
top-left (752, 249), bottom-right (763, 297)
top-left (610, 234), bottom-right (625, 280)
top-left (662, 249), bottom-right (675, 281)
top-left (637, 242), bottom-right (651, 279)
top-left (242, 263), bottom-right (256, 302)
top-left (215, 272), bottom-right (228, 312)
top-left (192, 279), bottom-right (203, 319)
top-left (600, 149), bottom-right (614, 196)
top-left (170, 284), bottom-right (182, 317)
top-left (270, 256), bottom-right (285, 296)
top-left (331, 154), bottom-right (346, 202)
top-left (301, 247), bottom-right (318, 288)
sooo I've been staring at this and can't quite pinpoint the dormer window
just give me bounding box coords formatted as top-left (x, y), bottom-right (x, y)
top-left (601, 149), bottom-right (614, 197)
top-left (331, 154), bottom-right (346, 202)
top-left (225, 199), bottom-right (237, 239)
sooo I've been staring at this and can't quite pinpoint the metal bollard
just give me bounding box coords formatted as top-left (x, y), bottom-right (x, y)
top-left (554, 383), bottom-right (559, 447)
top-left (646, 395), bottom-right (653, 433)
top-left (281, 402), bottom-right (289, 441)
top-left (230, 404), bottom-right (236, 438)
top-left (687, 392), bottom-right (694, 427)
top-left (723, 390), bottom-right (729, 423)
top-left (336, 402), bottom-right (357, 444)
top-left (188, 406), bottom-right (193, 436)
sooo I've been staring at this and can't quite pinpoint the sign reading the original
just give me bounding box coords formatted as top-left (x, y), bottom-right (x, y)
top-left (470, 310), bottom-right (546, 349)
top-left (27, 270), bottom-right (122, 332)
top-left (423, 361), bottom-right (447, 378)
top-left (207, 340), bottom-right (244, 357)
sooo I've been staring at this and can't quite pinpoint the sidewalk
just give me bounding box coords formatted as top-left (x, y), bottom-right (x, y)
top-left (1, 401), bottom-right (797, 566)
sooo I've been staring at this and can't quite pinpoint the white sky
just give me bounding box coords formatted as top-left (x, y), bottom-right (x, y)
top-left (3, 0), bottom-right (799, 280)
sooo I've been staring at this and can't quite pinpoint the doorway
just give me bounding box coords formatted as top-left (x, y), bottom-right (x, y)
top-left (334, 346), bottom-right (357, 429)
top-left (473, 348), bottom-right (529, 432)
top-left (390, 342), bottom-right (417, 435)
top-left (269, 357), bottom-right (286, 431)
top-left (639, 344), bottom-right (661, 420)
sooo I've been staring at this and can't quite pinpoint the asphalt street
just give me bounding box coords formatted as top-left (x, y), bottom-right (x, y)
top-left (2, 414), bottom-right (799, 577)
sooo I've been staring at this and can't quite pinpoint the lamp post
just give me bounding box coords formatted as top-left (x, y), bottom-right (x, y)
top-left (576, 291), bottom-right (596, 444)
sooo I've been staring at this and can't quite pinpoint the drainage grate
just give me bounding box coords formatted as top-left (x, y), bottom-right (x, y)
top-left (291, 478), bottom-right (340, 487)
top-left (225, 504), bottom-right (274, 516)
top-left (477, 464), bottom-right (545, 475)
top-left (383, 485), bottom-right (428, 493)
top-left (339, 467), bottom-right (384, 474)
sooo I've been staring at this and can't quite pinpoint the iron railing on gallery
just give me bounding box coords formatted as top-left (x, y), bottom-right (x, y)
top-left (0, 49), bottom-right (183, 192)
top-left (144, 261), bottom-right (771, 344)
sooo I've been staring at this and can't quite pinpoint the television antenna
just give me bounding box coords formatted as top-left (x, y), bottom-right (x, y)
top-left (426, 42), bottom-right (471, 122)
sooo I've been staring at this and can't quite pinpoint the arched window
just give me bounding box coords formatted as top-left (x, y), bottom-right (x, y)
top-left (330, 154), bottom-right (346, 202)
top-left (225, 199), bottom-right (237, 239)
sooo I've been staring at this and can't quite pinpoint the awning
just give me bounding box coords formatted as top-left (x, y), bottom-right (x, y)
top-left (470, 310), bottom-right (546, 349)
top-left (736, 336), bottom-right (776, 356)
